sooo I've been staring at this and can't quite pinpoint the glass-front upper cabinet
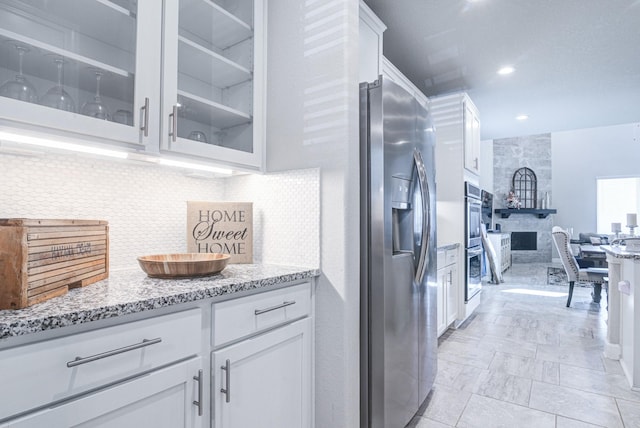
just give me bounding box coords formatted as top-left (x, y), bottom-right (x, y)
top-left (161, 0), bottom-right (265, 170)
top-left (0, 0), bottom-right (160, 148)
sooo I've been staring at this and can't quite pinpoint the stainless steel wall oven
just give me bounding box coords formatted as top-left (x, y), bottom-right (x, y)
top-left (466, 246), bottom-right (482, 301)
top-left (465, 182), bottom-right (482, 301)
top-left (465, 183), bottom-right (482, 248)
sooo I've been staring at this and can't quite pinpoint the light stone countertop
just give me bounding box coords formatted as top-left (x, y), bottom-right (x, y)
top-left (0, 264), bottom-right (320, 340)
top-left (601, 245), bottom-right (640, 260)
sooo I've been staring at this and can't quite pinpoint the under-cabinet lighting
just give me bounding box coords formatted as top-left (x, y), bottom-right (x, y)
top-left (158, 158), bottom-right (233, 175)
top-left (515, 114), bottom-right (529, 121)
top-left (497, 66), bottom-right (515, 75)
top-left (0, 131), bottom-right (128, 159)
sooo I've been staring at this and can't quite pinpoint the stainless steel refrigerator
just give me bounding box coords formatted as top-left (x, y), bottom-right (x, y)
top-left (360, 76), bottom-right (437, 428)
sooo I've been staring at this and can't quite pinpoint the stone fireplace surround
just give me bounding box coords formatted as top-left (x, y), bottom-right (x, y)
top-left (493, 134), bottom-right (553, 263)
top-left (495, 215), bottom-right (553, 263)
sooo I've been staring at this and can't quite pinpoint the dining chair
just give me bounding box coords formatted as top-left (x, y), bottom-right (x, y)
top-left (551, 226), bottom-right (608, 307)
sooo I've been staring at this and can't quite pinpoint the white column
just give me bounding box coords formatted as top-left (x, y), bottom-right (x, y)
top-left (604, 254), bottom-right (621, 359)
top-left (619, 258), bottom-right (640, 389)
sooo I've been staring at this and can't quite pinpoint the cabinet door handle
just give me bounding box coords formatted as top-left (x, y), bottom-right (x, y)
top-left (140, 97), bottom-right (149, 137)
top-left (193, 369), bottom-right (203, 416)
top-left (448, 271), bottom-right (453, 285)
top-left (169, 105), bottom-right (178, 142)
top-left (66, 337), bottom-right (162, 368)
top-left (221, 359), bottom-right (231, 403)
top-left (254, 300), bottom-right (296, 315)
top-left (474, 157), bottom-right (478, 169)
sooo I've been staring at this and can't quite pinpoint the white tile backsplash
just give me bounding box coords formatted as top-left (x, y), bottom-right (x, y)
top-left (0, 151), bottom-right (319, 271)
top-left (225, 169), bottom-right (320, 267)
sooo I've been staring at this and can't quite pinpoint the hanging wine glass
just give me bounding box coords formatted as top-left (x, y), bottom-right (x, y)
top-left (0, 42), bottom-right (38, 103)
top-left (40, 56), bottom-right (75, 112)
top-left (81, 68), bottom-right (111, 120)
top-left (187, 130), bottom-right (208, 143)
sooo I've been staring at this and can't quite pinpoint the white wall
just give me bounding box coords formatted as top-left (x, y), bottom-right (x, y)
top-left (479, 138), bottom-right (494, 193)
top-left (266, 1), bottom-right (361, 426)
top-left (552, 122), bottom-right (640, 235)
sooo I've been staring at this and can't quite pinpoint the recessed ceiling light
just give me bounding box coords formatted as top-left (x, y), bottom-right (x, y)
top-left (516, 115), bottom-right (529, 121)
top-left (498, 66), bottom-right (515, 75)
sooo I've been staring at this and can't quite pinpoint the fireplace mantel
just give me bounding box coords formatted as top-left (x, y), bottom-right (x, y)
top-left (494, 208), bottom-right (558, 219)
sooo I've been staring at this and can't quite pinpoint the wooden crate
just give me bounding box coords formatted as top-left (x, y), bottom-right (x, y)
top-left (0, 219), bottom-right (109, 310)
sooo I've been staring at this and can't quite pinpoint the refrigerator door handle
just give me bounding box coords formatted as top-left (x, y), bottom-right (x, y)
top-left (413, 149), bottom-right (430, 284)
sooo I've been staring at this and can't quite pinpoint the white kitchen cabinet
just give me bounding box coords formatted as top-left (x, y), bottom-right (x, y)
top-left (436, 266), bottom-right (446, 335)
top-left (0, 309), bottom-right (202, 421)
top-left (359, 1), bottom-right (386, 84)
top-left (0, 0), bottom-right (265, 170)
top-left (436, 246), bottom-right (459, 337)
top-left (212, 318), bottom-right (312, 428)
top-left (487, 232), bottom-right (511, 273)
top-left (0, 0), bottom-right (158, 149)
top-left (463, 101), bottom-right (481, 175)
top-left (0, 309), bottom-right (203, 427)
top-left (213, 282), bottom-right (312, 347)
top-left (432, 92), bottom-right (481, 177)
top-left (212, 282), bottom-right (313, 428)
top-left (161, 0), bottom-right (265, 168)
top-left (446, 263), bottom-right (459, 327)
top-left (0, 276), bottom-right (317, 428)
top-left (5, 357), bottom-right (203, 428)
top-left (432, 92), bottom-right (481, 324)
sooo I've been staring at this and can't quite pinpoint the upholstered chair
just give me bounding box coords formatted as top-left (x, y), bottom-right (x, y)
top-left (551, 226), bottom-right (608, 307)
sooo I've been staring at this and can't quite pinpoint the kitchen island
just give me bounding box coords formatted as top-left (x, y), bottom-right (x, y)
top-left (602, 245), bottom-right (640, 390)
top-left (0, 264), bottom-right (319, 427)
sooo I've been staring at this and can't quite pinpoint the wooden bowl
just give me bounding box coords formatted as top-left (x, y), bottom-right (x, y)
top-left (137, 253), bottom-right (231, 278)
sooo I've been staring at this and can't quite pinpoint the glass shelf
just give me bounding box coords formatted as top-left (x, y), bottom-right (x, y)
top-left (0, 33), bottom-right (134, 104)
top-left (0, 0), bottom-right (136, 73)
top-left (178, 36), bottom-right (250, 89)
top-left (178, 90), bottom-right (251, 130)
top-left (178, 0), bottom-right (252, 50)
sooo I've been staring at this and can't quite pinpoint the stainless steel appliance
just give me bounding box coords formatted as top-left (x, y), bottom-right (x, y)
top-left (360, 76), bottom-right (437, 428)
top-left (465, 182), bottom-right (483, 301)
top-left (465, 182), bottom-right (482, 248)
top-left (481, 189), bottom-right (494, 231)
top-left (466, 245), bottom-right (483, 301)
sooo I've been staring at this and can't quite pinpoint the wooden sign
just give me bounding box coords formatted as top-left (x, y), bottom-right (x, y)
top-left (187, 201), bottom-right (253, 264)
top-left (0, 219), bottom-right (109, 309)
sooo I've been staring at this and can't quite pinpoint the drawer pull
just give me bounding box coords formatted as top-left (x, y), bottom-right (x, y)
top-left (193, 369), bottom-right (203, 416)
top-left (221, 359), bottom-right (231, 403)
top-left (66, 337), bottom-right (162, 368)
top-left (254, 300), bottom-right (296, 316)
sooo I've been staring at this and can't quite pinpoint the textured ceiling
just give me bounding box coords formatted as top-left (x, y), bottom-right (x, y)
top-left (363, 0), bottom-right (640, 140)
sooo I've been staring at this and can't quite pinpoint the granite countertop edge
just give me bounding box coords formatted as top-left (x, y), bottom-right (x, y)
top-left (0, 264), bottom-right (320, 340)
top-left (601, 245), bottom-right (640, 260)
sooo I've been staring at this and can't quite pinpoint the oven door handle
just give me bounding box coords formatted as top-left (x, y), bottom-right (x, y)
top-left (413, 149), bottom-right (430, 284)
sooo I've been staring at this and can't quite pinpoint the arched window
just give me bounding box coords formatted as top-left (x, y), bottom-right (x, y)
top-left (512, 167), bottom-right (537, 208)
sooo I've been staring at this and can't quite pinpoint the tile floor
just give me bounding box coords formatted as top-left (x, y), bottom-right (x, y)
top-left (411, 262), bottom-right (640, 428)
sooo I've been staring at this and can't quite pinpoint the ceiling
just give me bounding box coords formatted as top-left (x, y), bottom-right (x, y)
top-left (363, 0), bottom-right (640, 140)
